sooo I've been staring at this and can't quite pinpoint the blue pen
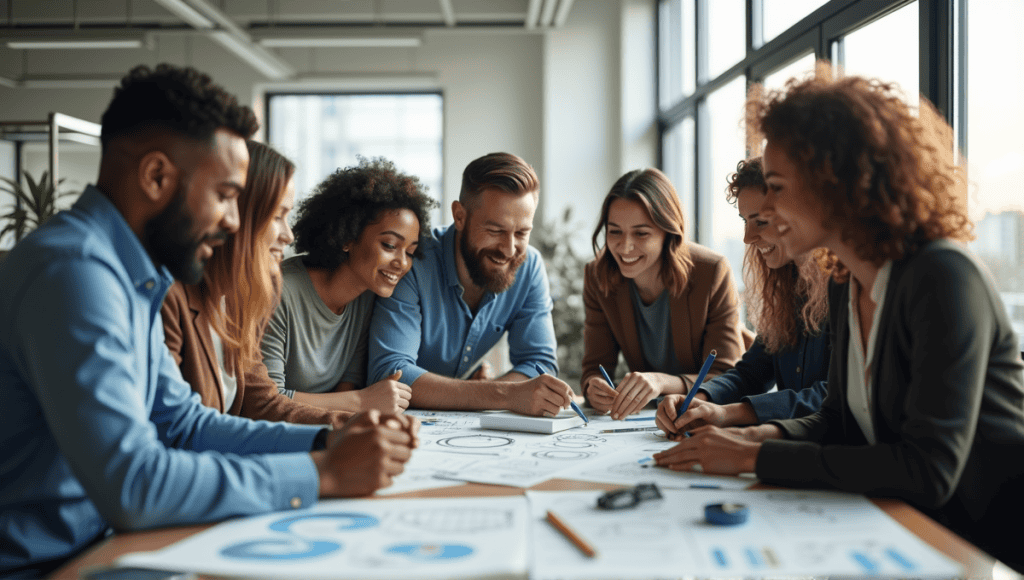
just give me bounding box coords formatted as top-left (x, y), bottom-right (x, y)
top-left (535, 363), bottom-right (588, 424)
top-left (675, 349), bottom-right (717, 437)
top-left (598, 364), bottom-right (616, 390)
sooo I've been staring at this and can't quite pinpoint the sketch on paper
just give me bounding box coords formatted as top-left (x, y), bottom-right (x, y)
top-left (119, 496), bottom-right (529, 580)
top-left (526, 489), bottom-right (962, 580)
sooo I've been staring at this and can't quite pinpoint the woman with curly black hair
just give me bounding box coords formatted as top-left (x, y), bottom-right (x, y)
top-left (260, 157), bottom-right (438, 414)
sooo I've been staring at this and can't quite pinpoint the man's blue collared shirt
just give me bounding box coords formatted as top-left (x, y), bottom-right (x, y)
top-left (368, 224), bottom-right (558, 385)
top-left (0, 186), bottom-right (321, 573)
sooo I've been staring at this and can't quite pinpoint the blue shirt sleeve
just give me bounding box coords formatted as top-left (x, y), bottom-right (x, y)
top-left (742, 379), bottom-right (829, 422)
top-left (507, 251), bottom-right (559, 377)
top-left (15, 258), bottom-right (319, 531)
top-left (698, 338), bottom-right (776, 403)
top-left (368, 267), bottom-right (427, 386)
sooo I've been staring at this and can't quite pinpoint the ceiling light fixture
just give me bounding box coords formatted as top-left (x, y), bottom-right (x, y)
top-left (209, 31), bottom-right (292, 79)
top-left (7, 39), bottom-right (143, 50)
top-left (151, 0), bottom-right (215, 29)
top-left (258, 36), bottom-right (422, 48)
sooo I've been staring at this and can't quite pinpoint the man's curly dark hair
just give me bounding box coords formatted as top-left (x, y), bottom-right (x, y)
top-left (293, 157), bottom-right (439, 271)
top-left (100, 63), bottom-right (259, 151)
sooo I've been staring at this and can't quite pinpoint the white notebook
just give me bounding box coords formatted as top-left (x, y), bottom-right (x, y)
top-left (479, 409), bottom-right (585, 434)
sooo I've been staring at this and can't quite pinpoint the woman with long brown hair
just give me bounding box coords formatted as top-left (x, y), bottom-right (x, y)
top-left (162, 140), bottom-right (351, 426)
top-left (654, 64), bottom-right (1024, 572)
top-left (581, 167), bottom-right (748, 419)
top-left (656, 157), bottom-right (830, 437)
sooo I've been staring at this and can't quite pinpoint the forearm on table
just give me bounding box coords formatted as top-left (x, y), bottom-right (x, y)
top-left (292, 390), bottom-right (362, 413)
top-left (409, 372), bottom-right (520, 410)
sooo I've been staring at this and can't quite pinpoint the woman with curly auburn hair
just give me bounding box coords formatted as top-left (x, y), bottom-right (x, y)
top-left (581, 168), bottom-right (749, 419)
top-left (656, 157), bottom-right (831, 438)
top-left (162, 140), bottom-right (352, 427)
top-left (654, 63), bottom-right (1024, 572)
top-left (261, 157), bottom-right (438, 414)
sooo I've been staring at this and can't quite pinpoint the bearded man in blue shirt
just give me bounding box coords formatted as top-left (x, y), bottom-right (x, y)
top-left (0, 64), bottom-right (417, 578)
top-left (368, 152), bottom-right (575, 416)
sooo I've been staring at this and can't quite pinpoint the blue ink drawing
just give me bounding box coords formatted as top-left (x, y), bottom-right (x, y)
top-left (852, 551), bottom-right (879, 574)
top-left (745, 547), bottom-right (761, 567)
top-left (712, 548), bottom-right (728, 567)
top-left (268, 512), bottom-right (380, 533)
top-left (886, 548), bottom-right (916, 570)
top-left (386, 543), bottom-right (474, 561)
top-left (221, 538), bottom-right (340, 560)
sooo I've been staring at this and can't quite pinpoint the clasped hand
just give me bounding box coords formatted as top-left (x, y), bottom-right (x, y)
top-left (315, 409), bottom-right (420, 497)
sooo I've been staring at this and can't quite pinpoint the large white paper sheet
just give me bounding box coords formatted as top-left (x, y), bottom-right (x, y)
top-left (527, 489), bottom-right (964, 579)
top-left (118, 496), bottom-right (529, 580)
top-left (403, 409), bottom-right (668, 488)
top-left (560, 438), bottom-right (756, 490)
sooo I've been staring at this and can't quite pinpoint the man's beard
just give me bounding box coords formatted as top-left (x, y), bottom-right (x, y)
top-left (459, 227), bottom-right (526, 294)
top-left (144, 185), bottom-right (226, 284)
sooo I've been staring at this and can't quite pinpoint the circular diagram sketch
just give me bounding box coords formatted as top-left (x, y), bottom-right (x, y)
top-left (533, 449), bottom-right (595, 460)
top-left (385, 543), bottom-right (475, 561)
top-left (221, 538), bottom-right (340, 560)
top-left (549, 434), bottom-right (606, 448)
top-left (436, 435), bottom-right (514, 449)
top-left (397, 508), bottom-right (513, 533)
top-left (268, 512), bottom-right (380, 534)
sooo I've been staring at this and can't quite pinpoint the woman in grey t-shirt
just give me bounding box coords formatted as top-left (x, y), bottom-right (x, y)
top-left (261, 157), bottom-right (437, 414)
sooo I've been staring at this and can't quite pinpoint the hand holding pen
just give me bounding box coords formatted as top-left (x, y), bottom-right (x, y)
top-left (655, 350), bottom-right (716, 438)
top-left (506, 363), bottom-right (575, 418)
top-left (535, 363), bottom-right (589, 424)
top-left (582, 364), bottom-right (618, 414)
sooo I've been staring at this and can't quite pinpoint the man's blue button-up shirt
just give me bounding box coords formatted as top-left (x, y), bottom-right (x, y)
top-left (368, 224), bottom-right (558, 385)
top-left (0, 186), bottom-right (321, 573)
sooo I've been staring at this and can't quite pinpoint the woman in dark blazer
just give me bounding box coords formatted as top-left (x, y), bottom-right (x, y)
top-left (654, 65), bottom-right (1024, 572)
top-left (581, 168), bottom-right (749, 420)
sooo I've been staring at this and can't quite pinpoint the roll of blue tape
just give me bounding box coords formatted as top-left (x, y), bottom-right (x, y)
top-left (704, 503), bottom-right (749, 526)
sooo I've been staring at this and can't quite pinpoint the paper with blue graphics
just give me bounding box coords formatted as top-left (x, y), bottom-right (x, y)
top-left (527, 489), bottom-right (963, 579)
top-left (118, 496), bottom-right (529, 579)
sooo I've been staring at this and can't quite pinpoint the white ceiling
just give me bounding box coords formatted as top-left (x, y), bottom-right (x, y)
top-left (0, 0), bottom-right (576, 83)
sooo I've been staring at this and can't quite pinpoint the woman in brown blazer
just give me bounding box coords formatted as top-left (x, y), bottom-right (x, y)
top-left (161, 140), bottom-right (351, 427)
top-left (582, 168), bottom-right (749, 419)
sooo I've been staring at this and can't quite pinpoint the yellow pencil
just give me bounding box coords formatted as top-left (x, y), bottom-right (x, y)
top-left (546, 509), bottom-right (599, 558)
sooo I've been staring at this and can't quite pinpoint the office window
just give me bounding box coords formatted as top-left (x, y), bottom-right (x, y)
top-left (761, 0), bottom-right (830, 45)
top-left (834, 2), bottom-right (919, 108)
top-left (966, 0), bottom-right (1024, 347)
top-left (267, 94), bottom-right (443, 224)
top-left (705, 0), bottom-right (746, 81)
top-left (659, 0), bottom-right (695, 109)
top-left (762, 51), bottom-right (816, 93)
top-left (704, 76), bottom-right (748, 284)
top-left (662, 116), bottom-right (696, 242)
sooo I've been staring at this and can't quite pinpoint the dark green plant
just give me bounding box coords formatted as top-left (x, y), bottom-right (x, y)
top-left (532, 206), bottom-right (589, 381)
top-left (0, 170), bottom-right (70, 244)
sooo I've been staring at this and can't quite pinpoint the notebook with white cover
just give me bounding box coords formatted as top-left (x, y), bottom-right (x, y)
top-left (479, 409), bottom-right (585, 434)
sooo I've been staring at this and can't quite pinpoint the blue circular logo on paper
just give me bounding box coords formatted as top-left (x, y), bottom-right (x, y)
top-left (385, 543), bottom-right (474, 560)
top-left (268, 512), bottom-right (380, 533)
top-left (221, 538), bottom-right (340, 560)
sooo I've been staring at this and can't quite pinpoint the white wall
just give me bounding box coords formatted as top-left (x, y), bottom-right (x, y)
top-left (0, 1), bottom-right (656, 238)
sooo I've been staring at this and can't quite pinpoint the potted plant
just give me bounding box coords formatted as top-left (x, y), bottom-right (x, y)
top-left (531, 206), bottom-right (589, 384)
top-left (0, 170), bottom-right (70, 249)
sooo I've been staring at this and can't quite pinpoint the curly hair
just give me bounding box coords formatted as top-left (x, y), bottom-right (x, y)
top-left (591, 168), bottom-right (694, 297)
top-left (200, 141), bottom-right (294, 375)
top-left (100, 63), bottom-right (259, 151)
top-left (293, 157), bottom-right (439, 271)
top-left (746, 61), bottom-right (973, 288)
top-left (726, 157), bottom-right (828, 353)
